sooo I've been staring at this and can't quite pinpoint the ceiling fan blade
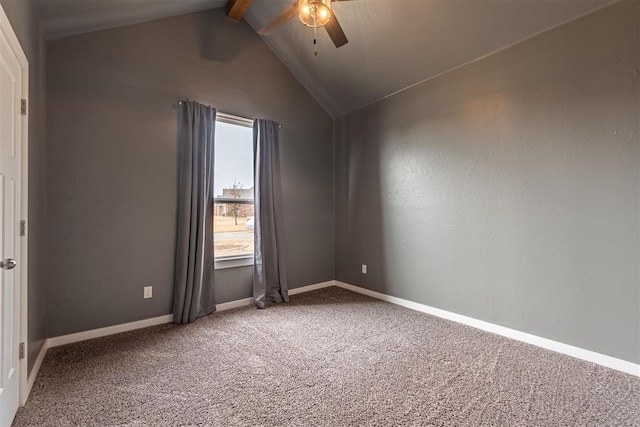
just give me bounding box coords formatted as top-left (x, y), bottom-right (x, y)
top-left (324, 13), bottom-right (348, 48)
top-left (227, 0), bottom-right (254, 22)
top-left (258, 1), bottom-right (299, 35)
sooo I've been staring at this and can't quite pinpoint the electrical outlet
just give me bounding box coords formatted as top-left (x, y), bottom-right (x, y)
top-left (362, 264), bottom-right (367, 274)
top-left (144, 286), bottom-right (153, 299)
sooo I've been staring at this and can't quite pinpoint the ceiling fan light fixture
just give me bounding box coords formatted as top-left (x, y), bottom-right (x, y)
top-left (299, 0), bottom-right (332, 28)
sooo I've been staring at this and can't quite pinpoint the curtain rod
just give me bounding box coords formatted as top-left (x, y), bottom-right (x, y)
top-left (176, 101), bottom-right (282, 128)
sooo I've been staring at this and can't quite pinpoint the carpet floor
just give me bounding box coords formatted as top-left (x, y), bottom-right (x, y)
top-left (13, 287), bottom-right (640, 426)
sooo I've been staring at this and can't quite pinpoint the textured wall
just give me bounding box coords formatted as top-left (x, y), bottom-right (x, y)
top-left (46, 8), bottom-right (333, 337)
top-left (0, 0), bottom-right (47, 374)
top-left (334, 1), bottom-right (640, 363)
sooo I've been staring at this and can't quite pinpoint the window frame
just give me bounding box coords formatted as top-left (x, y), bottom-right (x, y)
top-left (213, 113), bottom-right (255, 270)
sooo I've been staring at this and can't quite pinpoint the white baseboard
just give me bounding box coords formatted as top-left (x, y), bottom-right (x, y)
top-left (48, 314), bottom-right (174, 348)
top-left (289, 280), bottom-right (335, 295)
top-left (21, 339), bottom-right (49, 405)
top-left (216, 297), bottom-right (253, 311)
top-left (333, 281), bottom-right (640, 377)
top-left (47, 280), bottom-right (337, 350)
top-left (213, 280), bottom-right (336, 311)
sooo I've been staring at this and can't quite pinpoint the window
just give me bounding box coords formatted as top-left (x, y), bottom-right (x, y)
top-left (214, 114), bottom-right (254, 268)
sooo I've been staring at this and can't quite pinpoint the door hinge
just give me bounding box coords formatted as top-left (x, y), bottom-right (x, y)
top-left (21, 99), bottom-right (27, 115)
top-left (20, 220), bottom-right (25, 236)
top-left (19, 343), bottom-right (25, 359)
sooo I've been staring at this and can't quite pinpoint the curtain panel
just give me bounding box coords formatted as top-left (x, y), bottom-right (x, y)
top-left (173, 100), bottom-right (217, 323)
top-left (253, 119), bottom-right (289, 308)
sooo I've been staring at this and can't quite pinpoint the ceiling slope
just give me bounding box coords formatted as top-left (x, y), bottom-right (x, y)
top-left (243, 0), bottom-right (612, 117)
top-left (35, 0), bottom-right (227, 39)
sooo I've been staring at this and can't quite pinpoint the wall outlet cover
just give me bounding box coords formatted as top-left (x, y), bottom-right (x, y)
top-left (144, 286), bottom-right (153, 299)
top-left (362, 264), bottom-right (367, 274)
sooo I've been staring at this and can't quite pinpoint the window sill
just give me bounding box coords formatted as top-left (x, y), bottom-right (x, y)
top-left (215, 255), bottom-right (254, 270)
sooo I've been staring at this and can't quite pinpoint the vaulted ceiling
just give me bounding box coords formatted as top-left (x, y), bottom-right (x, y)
top-left (36, 0), bottom-right (613, 118)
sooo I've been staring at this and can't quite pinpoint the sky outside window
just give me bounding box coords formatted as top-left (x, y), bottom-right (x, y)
top-left (214, 121), bottom-right (253, 196)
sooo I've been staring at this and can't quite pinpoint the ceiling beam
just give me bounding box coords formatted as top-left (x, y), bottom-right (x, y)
top-left (257, 1), bottom-right (299, 35)
top-left (227, 0), bottom-right (253, 22)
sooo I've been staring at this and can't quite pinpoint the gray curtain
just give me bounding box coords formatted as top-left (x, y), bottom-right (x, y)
top-left (173, 100), bottom-right (217, 323)
top-left (253, 119), bottom-right (289, 308)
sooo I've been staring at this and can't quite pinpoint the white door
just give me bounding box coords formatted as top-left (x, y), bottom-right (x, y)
top-left (0, 12), bottom-right (23, 426)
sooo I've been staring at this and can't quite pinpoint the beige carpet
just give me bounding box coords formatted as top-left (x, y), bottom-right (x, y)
top-left (13, 287), bottom-right (640, 426)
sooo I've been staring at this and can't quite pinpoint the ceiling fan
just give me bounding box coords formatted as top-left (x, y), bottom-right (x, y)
top-left (227, 0), bottom-right (352, 49)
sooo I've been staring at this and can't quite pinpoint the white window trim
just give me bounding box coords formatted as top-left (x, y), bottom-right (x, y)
top-left (214, 112), bottom-right (255, 270)
top-left (215, 255), bottom-right (254, 270)
top-left (216, 112), bottom-right (254, 128)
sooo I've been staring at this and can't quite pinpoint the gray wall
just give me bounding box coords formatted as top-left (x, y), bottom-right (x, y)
top-left (334, 0), bottom-right (640, 364)
top-left (46, 8), bottom-right (333, 337)
top-left (0, 0), bottom-right (47, 374)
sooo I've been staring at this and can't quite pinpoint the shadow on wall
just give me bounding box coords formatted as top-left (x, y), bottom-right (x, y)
top-left (334, 113), bottom-right (389, 294)
top-left (197, 9), bottom-right (250, 63)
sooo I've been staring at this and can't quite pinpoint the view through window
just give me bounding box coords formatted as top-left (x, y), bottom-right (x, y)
top-left (214, 119), bottom-right (254, 260)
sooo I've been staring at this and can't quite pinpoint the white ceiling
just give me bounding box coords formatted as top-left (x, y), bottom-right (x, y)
top-left (36, 0), bottom-right (613, 117)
